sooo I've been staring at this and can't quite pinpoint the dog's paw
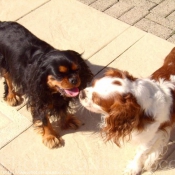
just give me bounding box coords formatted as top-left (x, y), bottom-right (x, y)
top-left (123, 162), bottom-right (142, 175)
top-left (62, 115), bottom-right (82, 130)
top-left (42, 134), bottom-right (64, 149)
top-left (123, 170), bottom-right (141, 175)
top-left (5, 93), bottom-right (22, 106)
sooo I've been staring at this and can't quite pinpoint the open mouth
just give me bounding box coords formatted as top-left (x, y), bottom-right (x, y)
top-left (58, 87), bottom-right (79, 97)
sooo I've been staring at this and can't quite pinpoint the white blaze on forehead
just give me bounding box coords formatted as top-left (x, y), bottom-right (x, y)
top-left (94, 76), bottom-right (130, 97)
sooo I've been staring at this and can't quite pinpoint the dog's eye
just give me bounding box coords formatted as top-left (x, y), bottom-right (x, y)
top-left (50, 77), bottom-right (56, 81)
top-left (56, 75), bottom-right (63, 81)
top-left (74, 68), bottom-right (79, 73)
top-left (52, 74), bottom-right (63, 81)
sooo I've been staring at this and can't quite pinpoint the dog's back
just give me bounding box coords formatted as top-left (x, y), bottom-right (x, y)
top-left (152, 47), bottom-right (175, 125)
top-left (0, 21), bottom-right (52, 62)
top-left (151, 47), bottom-right (175, 81)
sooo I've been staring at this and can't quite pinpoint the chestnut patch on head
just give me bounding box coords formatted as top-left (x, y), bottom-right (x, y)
top-left (113, 80), bottom-right (122, 86)
top-left (58, 66), bottom-right (68, 73)
top-left (105, 69), bottom-right (136, 81)
top-left (105, 69), bottom-right (123, 78)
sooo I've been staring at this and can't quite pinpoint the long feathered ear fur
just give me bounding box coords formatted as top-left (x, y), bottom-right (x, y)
top-left (102, 93), bottom-right (142, 147)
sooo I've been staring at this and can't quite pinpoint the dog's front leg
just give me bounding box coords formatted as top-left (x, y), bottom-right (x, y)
top-left (33, 110), bottom-right (64, 149)
top-left (2, 70), bottom-right (22, 106)
top-left (123, 146), bottom-right (146, 175)
top-left (42, 115), bottom-right (64, 149)
top-left (61, 114), bottom-right (82, 130)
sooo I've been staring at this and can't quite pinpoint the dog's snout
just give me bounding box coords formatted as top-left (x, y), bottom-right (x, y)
top-left (79, 90), bottom-right (86, 99)
top-left (69, 77), bottom-right (78, 85)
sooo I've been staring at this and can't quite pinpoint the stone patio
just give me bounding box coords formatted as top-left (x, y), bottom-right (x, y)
top-left (0, 0), bottom-right (175, 174)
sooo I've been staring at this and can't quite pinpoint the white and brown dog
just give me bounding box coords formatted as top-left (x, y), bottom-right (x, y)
top-left (79, 47), bottom-right (175, 174)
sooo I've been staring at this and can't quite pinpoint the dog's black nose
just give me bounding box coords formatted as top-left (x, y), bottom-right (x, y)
top-left (69, 78), bottom-right (78, 85)
top-left (79, 90), bottom-right (86, 99)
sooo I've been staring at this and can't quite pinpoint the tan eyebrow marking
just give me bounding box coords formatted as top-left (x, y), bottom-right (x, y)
top-left (58, 66), bottom-right (68, 73)
top-left (71, 63), bottom-right (78, 70)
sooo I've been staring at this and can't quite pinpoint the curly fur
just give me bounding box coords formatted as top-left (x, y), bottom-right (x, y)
top-left (102, 93), bottom-right (154, 146)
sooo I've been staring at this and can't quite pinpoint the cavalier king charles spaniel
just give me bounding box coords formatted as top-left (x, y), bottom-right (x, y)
top-left (79, 47), bottom-right (175, 174)
top-left (0, 21), bottom-right (93, 149)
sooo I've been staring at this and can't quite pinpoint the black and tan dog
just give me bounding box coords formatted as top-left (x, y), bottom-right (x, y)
top-left (0, 21), bottom-right (93, 148)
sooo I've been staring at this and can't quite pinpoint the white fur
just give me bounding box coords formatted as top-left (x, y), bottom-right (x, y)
top-left (132, 78), bottom-right (174, 123)
top-left (94, 77), bottom-right (131, 97)
top-left (79, 76), bottom-right (175, 175)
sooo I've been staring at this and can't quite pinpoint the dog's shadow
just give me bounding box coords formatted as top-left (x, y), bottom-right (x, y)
top-left (58, 61), bottom-right (111, 136)
top-left (60, 102), bottom-right (102, 136)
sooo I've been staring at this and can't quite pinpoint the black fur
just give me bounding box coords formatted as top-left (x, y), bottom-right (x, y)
top-left (0, 21), bottom-right (93, 131)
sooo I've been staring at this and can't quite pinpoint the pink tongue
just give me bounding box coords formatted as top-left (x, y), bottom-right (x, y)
top-left (64, 88), bottom-right (79, 97)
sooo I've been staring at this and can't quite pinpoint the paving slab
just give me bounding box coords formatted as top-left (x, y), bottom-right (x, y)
top-left (0, 164), bottom-right (12, 175)
top-left (104, 1), bottom-right (133, 19)
top-left (0, 0), bottom-right (49, 21)
top-left (119, 7), bottom-right (149, 25)
top-left (17, 0), bottom-right (129, 59)
top-left (122, 0), bottom-right (156, 10)
top-left (90, 0), bottom-right (116, 12)
top-left (19, 106), bottom-right (32, 122)
top-left (146, 13), bottom-right (175, 30)
top-left (167, 11), bottom-right (175, 22)
top-left (77, 0), bottom-right (96, 5)
top-left (151, 0), bottom-right (175, 17)
top-left (87, 26), bottom-right (146, 75)
top-left (0, 114), bottom-right (137, 175)
top-left (91, 33), bottom-right (174, 79)
top-left (168, 34), bottom-right (175, 44)
top-left (78, 0), bottom-right (175, 45)
top-left (150, 0), bottom-right (164, 4)
top-left (0, 101), bottom-right (31, 149)
top-left (107, 33), bottom-right (175, 77)
top-left (135, 18), bottom-right (172, 39)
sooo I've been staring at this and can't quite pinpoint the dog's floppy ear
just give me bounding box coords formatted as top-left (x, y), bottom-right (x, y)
top-left (67, 50), bottom-right (93, 89)
top-left (102, 93), bottom-right (141, 147)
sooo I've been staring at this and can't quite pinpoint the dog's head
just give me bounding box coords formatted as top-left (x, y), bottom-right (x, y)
top-left (79, 69), bottom-right (138, 114)
top-left (79, 69), bottom-right (171, 145)
top-left (40, 50), bottom-right (93, 97)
